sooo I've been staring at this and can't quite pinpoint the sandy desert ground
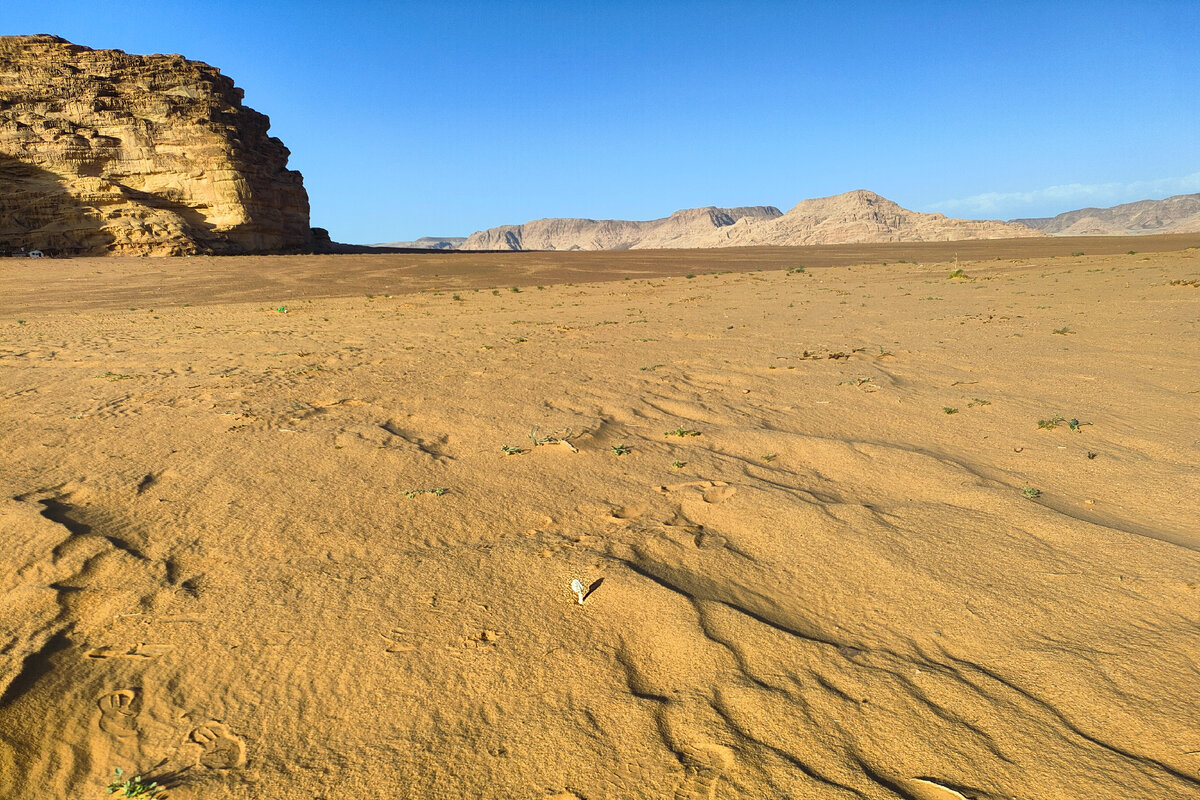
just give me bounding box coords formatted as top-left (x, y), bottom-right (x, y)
top-left (2, 237), bottom-right (1199, 799)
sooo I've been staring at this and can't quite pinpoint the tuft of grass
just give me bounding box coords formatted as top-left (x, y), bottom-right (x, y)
top-left (1071, 251), bottom-right (1085, 257)
top-left (452, 294), bottom-right (463, 301)
top-left (276, 306), bottom-right (288, 313)
top-left (610, 443), bottom-right (631, 455)
top-left (664, 427), bottom-right (701, 437)
top-left (967, 398), bottom-right (991, 407)
top-left (948, 268), bottom-right (969, 279)
top-left (760, 453), bottom-right (777, 462)
top-left (501, 445), bottom-right (524, 455)
top-left (1068, 418), bottom-right (1092, 432)
top-left (510, 286), bottom-right (521, 293)
top-left (1021, 487), bottom-right (1042, 499)
top-left (1038, 414), bottom-right (1066, 430)
top-left (1052, 327), bottom-right (1074, 335)
top-left (106, 768), bottom-right (164, 798)
top-left (670, 460), bottom-right (686, 469)
top-left (943, 407), bottom-right (959, 414)
top-left (685, 273), bottom-right (696, 279)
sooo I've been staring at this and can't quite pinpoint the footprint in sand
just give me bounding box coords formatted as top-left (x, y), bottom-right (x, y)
top-left (701, 485), bottom-right (737, 504)
top-left (383, 626), bottom-right (417, 653)
top-left (98, 689), bottom-right (141, 737)
top-left (610, 503), bottom-right (648, 521)
top-left (657, 481), bottom-right (737, 504)
top-left (676, 743), bottom-right (735, 800)
top-left (191, 721), bottom-right (246, 769)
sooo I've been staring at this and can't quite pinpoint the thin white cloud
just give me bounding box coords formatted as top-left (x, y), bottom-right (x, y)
top-left (929, 172), bottom-right (1200, 219)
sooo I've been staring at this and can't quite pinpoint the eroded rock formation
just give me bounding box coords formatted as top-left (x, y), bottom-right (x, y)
top-left (0, 35), bottom-right (312, 256)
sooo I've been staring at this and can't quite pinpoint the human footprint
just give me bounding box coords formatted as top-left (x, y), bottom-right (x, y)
top-left (97, 689), bottom-right (140, 738)
top-left (191, 721), bottom-right (246, 768)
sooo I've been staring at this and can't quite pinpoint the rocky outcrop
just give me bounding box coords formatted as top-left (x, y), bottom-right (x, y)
top-left (675, 191), bottom-right (1046, 248)
top-left (459, 206), bottom-right (782, 251)
top-left (0, 35), bottom-right (311, 256)
top-left (1013, 193), bottom-right (1200, 235)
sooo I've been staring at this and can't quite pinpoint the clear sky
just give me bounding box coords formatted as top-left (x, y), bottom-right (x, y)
top-left (5, 1), bottom-right (1198, 243)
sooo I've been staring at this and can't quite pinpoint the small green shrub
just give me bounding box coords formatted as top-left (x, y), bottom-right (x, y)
top-left (664, 427), bottom-right (701, 437)
top-left (106, 768), bottom-right (163, 798)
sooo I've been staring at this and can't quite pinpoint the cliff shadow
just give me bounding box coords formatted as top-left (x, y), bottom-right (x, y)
top-left (0, 153), bottom-right (115, 256)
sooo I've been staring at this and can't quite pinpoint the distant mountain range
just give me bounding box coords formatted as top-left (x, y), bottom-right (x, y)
top-left (458, 206), bottom-right (782, 251)
top-left (1012, 193), bottom-right (1200, 236)
top-left (368, 236), bottom-right (467, 250)
top-left (387, 191), bottom-right (1200, 251)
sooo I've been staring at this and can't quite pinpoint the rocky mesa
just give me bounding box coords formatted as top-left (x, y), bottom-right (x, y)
top-left (459, 206), bottom-right (782, 251)
top-left (0, 35), bottom-right (312, 256)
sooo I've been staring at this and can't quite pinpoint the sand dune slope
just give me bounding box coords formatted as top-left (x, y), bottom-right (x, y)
top-left (1, 248), bottom-right (1199, 799)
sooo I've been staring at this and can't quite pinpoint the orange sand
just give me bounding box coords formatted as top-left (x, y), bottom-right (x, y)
top-left (2, 242), bottom-right (1199, 799)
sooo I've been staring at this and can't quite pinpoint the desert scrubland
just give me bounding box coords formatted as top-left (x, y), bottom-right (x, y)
top-left (2, 238), bottom-right (1200, 799)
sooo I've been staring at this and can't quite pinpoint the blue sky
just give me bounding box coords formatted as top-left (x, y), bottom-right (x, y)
top-left (6, 1), bottom-right (1198, 242)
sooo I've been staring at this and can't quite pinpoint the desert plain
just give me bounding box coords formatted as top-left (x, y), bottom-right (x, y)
top-left (2, 236), bottom-right (1200, 800)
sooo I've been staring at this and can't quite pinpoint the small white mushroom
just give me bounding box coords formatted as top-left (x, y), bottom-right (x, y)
top-left (570, 579), bottom-right (586, 605)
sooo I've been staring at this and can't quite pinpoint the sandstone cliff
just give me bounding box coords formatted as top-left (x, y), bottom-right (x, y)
top-left (1013, 193), bottom-right (1200, 236)
top-left (673, 190), bottom-right (1045, 248)
top-left (0, 35), bottom-right (311, 256)
top-left (459, 206), bottom-right (782, 251)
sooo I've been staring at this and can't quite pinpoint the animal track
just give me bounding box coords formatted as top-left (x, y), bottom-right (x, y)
top-left (97, 689), bottom-right (140, 737)
top-left (191, 721), bottom-right (246, 769)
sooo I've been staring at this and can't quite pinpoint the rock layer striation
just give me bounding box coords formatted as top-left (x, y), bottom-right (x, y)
top-left (0, 35), bottom-right (311, 256)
